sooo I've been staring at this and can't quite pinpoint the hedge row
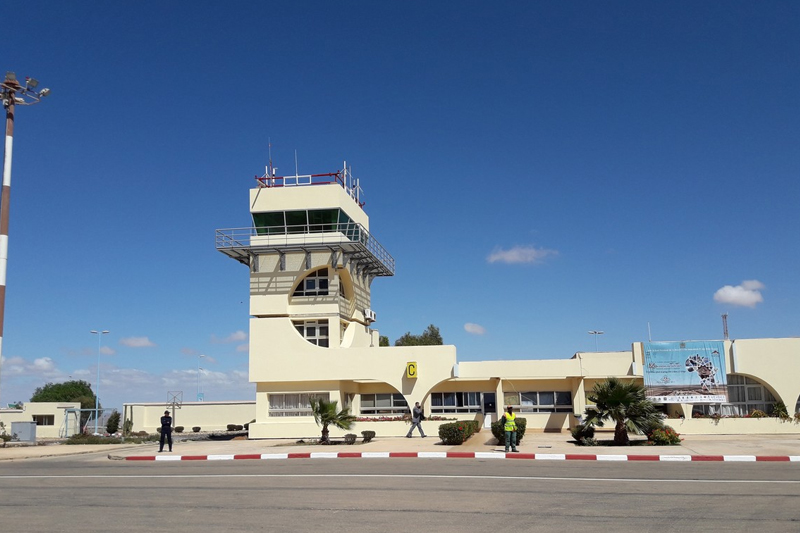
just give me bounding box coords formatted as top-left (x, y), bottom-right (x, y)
top-left (437, 420), bottom-right (481, 445)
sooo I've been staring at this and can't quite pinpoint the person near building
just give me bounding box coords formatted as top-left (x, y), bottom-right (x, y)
top-left (502, 405), bottom-right (518, 453)
top-left (159, 410), bottom-right (173, 452)
top-left (406, 402), bottom-right (427, 438)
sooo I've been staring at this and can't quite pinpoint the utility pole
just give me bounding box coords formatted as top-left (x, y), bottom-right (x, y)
top-left (588, 330), bottom-right (604, 351)
top-left (0, 72), bottom-right (50, 399)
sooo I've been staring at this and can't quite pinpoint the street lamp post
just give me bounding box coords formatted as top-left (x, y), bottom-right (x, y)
top-left (90, 330), bottom-right (109, 434)
top-left (197, 354), bottom-right (205, 401)
top-left (0, 73), bottom-right (49, 397)
top-left (588, 330), bottom-right (604, 351)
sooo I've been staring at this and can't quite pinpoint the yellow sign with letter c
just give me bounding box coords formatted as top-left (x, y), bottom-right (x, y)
top-left (406, 361), bottom-right (418, 379)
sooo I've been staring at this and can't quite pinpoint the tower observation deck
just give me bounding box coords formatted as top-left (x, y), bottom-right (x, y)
top-left (215, 163), bottom-right (395, 277)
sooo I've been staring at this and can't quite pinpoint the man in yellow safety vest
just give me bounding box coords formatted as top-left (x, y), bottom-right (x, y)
top-left (502, 405), bottom-right (519, 453)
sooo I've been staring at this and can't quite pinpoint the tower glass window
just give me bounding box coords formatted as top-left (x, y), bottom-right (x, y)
top-left (253, 209), bottom-right (357, 238)
top-left (293, 319), bottom-right (329, 347)
top-left (293, 268), bottom-right (329, 297)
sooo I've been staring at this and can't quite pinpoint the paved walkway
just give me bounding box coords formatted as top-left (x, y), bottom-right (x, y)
top-left (2, 430), bottom-right (799, 463)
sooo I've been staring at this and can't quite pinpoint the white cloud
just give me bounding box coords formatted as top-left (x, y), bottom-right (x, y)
top-left (32, 357), bottom-right (56, 371)
top-left (236, 344), bottom-right (249, 353)
top-left (713, 280), bottom-right (765, 308)
top-left (464, 323), bottom-right (486, 335)
top-left (487, 245), bottom-right (558, 265)
top-left (100, 346), bottom-right (116, 356)
top-left (120, 336), bottom-right (156, 348)
top-left (212, 330), bottom-right (248, 344)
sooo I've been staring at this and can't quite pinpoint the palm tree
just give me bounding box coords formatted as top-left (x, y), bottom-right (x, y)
top-left (310, 398), bottom-right (356, 444)
top-left (583, 377), bottom-right (663, 445)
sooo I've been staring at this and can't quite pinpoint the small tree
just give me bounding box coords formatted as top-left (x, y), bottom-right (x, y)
top-left (31, 380), bottom-right (97, 426)
top-left (394, 324), bottom-right (443, 346)
top-left (583, 377), bottom-right (663, 446)
top-left (310, 398), bottom-right (356, 444)
top-left (106, 411), bottom-right (121, 434)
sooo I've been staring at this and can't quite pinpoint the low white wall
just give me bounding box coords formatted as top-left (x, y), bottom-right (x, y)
top-left (665, 417), bottom-right (800, 434)
top-left (123, 401), bottom-right (256, 433)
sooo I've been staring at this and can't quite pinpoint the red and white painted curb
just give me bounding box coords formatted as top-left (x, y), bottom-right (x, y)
top-left (122, 451), bottom-right (800, 462)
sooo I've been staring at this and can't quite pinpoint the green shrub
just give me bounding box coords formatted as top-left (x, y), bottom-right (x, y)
top-left (648, 425), bottom-right (682, 445)
top-left (438, 420), bottom-right (481, 445)
top-left (638, 416), bottom-right (666, 436)
top-left (344, 433), bottom-right (357, 444)
top-left (227, 424), bottom-right (237, 431)
top-left (174, 426), bottom-right (184, 433)
top-left (570, 423), bottom-right (595, 442)
top-left (66, 434), bottom-right (123, 445)
top-left (192, 426), bottom-right (201, 433)
top-left (490, 417), bottom-right (527, 446)
top-left (748, 409), bottom-right (768, 419)
top-left (106, 411), bottom-right (121, 434)
top-left (235, 425), bottom-right (244, 431)
top-left (771, 401), bottom-right (791, 421)
top-left (123, 418), bottom-right (133, 435)
top-left (361, 430), bottom-right (375, 443)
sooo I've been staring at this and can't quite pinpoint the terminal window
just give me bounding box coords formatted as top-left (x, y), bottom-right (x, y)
top-left (360, 393), bottom-right (408, 415)
top-left (32, 415), bottom-right (55, 426)
top-left (430, 392), bottom-right (482, 413)
top-left (506, 391), bottom-right (573, 413)
top-left (268, 393), bottom-right (329, 417)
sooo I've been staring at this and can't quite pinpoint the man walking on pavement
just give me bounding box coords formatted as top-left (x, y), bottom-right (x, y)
top-left (406, 401), bottom-right (427, 438)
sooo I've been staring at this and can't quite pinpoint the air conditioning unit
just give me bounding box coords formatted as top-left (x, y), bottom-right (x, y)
top-left (364, 308), bottom-right (377, 323)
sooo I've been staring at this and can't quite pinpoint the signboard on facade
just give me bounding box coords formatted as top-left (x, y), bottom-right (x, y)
top-left (406, 362), bottom-right (418, 379)
top-left (643, 341), bottom-right (728, 403)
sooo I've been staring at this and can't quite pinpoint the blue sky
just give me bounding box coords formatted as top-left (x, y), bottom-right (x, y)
top-left (1, 2), bottom-right (798, 412)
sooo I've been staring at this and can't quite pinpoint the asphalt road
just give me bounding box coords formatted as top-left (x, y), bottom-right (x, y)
top-left (2, 453), bottom-right (799, 532)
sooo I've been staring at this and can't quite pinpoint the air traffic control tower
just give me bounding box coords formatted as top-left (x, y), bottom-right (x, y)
top-left (216, 162), bottom-right (456, 438)
top-left (216, 162), bottom-right (394, 348)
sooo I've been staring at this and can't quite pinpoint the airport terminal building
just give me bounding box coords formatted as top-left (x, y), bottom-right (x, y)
top-left (200, 163), bottom-right (800, 439)
top-left (4, 164), bottom-right (797, 439)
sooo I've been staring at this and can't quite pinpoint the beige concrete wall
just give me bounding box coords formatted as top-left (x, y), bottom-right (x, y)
top-left (729, 338), bottom-right (800, 409)
top-left (123, 402), bottom-right (256, 434)
top-left (249, 183), bottom-right (370, 229)
top-left (0, 402), bottom-right (80, 439)
top-left (250, 314), bottom-right (456, 389)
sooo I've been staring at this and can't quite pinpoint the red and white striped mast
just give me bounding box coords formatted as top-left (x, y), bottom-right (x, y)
top-left (0, 72), bottom-right (50, 393)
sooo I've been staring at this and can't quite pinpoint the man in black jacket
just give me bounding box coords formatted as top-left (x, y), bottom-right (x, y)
top-left (406, 402), bottom-right (427, 438)
top-left (159, 410), bottom-right (173, 452)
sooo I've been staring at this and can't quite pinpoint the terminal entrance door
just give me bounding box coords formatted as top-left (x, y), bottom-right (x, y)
top-left (482, 392), bottom-right (496, 428)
